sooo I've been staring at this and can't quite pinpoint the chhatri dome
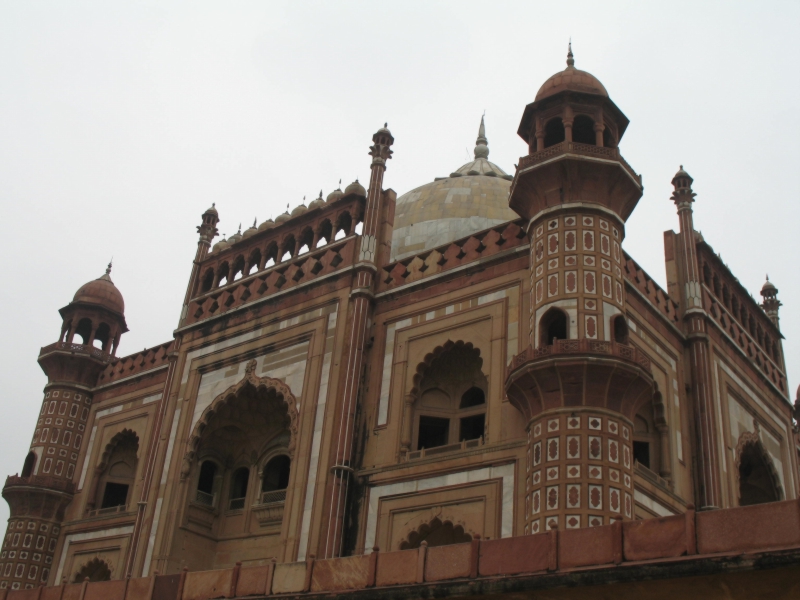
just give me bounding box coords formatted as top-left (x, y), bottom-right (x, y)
top-left (391, 116), bottom-right (517, 261)
top-left (534, 42), bottom-right (608, 101)
top-left (71, 263), bottom-right (125, 315)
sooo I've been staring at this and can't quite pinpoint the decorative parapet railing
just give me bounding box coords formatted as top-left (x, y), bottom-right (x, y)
top-left (378, 220), bottom-right (528, 292)
top-left (185, 235), bottom-right (357, 325)
top-left (517, 141), bottom-right (641, 184)
top-left (8, 498), bottom-right (800, 599)
top-left (622, 251), bottom-right (680, 327)
top-left (406, 437), bottom-right (483, 461)
top-left (508, 339), bottom-right (651, 378)
top-left (38, 342), bottom-right (113, 363)
top-left (97, 340), bottom-right (174, 385)
top-left (85, 503), bottom-right (129, 518)
top-left (3, 475), bottom-right (75, 496)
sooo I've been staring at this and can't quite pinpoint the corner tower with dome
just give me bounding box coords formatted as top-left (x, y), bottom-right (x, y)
top-left (0, 47), bottom-right (796, 597)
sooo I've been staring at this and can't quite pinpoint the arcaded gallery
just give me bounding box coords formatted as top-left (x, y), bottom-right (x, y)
top-left (1, 49), bottom-right (798, 599)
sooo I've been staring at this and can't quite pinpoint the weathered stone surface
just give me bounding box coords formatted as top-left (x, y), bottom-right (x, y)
top-left (310, 556), bottom-right (369, 592)
top-left (124, 576), bottom-right (153, 600)
top-left (559, 525), bottom-right (615, 569)
top-left (85, 579), bottom-right (127, 600)
top-left (623, 514), bottom-right (687, 561)
top-left (183, 568), bottom-right (233, 600)
top-left (479, 535), bottom-right (550, 576)
top-left (376, 550), bottom-right (418, 587)
top-left (234, 565), bottom-right (268, 597)
top-left (425, 543), bottom-right (471, 582)
top-left (271, 562), bottom-right (306, 594)
top-left (697, 499), bottom-right (800, 555)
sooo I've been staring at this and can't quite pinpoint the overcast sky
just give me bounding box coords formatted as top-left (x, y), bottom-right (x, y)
top-left (0, 1), bottom-right (798, 534)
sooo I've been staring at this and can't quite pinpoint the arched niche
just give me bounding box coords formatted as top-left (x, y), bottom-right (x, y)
top-left (73, 557), bottom-right (111, 583)
top-left (399, 517), bottom-right (473, 550)
top-left (401, 341), bottom-right (488, 456)
top-left (735, 430), bottom-right (783, 506)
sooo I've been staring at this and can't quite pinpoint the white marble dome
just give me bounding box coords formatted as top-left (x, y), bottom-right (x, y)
top-left (391, 117), bottom-right (518, 261)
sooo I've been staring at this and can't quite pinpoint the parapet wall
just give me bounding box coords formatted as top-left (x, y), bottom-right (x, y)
top-left (5, 499), bottom-right (800, 599)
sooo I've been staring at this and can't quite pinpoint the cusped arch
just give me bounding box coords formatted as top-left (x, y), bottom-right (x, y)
top-left (73, 557), bottom-right (112, 583)
top-left (97, 429), bottom-right (139, 472)
top-left (181, 359), bottom-right (298, 479)
top-left (398, 517), bottom-right (474, 550)
top-left (734, 427), bottom-right (784, 505)
top-left (409, 340), bottom-right (482, 399)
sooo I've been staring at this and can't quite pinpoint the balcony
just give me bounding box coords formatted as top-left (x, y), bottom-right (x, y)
top-left (39, 341), bottom-right (113, 363)
top-left (517, 141), bottom-right (640, 185)
top-left (252, 489), bottom-right (286, 527)
top-left (4, 474), bottom-right (75, 496)
top-left (505, 339), bottom-right (654, 423)
top-left (405, 437), bottom-right (484, 462)
top-left (85, 503), bottom-right (130, 518)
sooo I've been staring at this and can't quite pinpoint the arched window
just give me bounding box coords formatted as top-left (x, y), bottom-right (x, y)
top-left (95, 430), bottom-right (139, 510)
top-left (280, 236), bottom-right (295, 262)
top-left (316, 219), bottom-right (333, 247)
top-left (260, 455), bottom-right (291, 504)
top-left (297, 227), bottom-right (314, 255)
top-left (539, 308), bottom-right (569, 347)
top-left (334, 212), bottom-right (352, 240)
top-left (216, 262), bottom-right (229, 287)
top-left (247, 249), bottom-right (262, 276)
top-left (229, 467), bottom-right (250, 511)
top-left (612, 315), bottom-right (629, 344)
top-left (544, 118), bottom-right (565, 148)
top-left (264, 242), bottom-right (278, 268)
top-left (738, 440), bottom-right (782, 506)
top-left (231, 255), bottom-right (245, 281)
top-left (413, 342), bottom-right (488, 452)
top-left (21, 452), bottom-right (36, 478)
top-left (72, 318), bottom-right (93, 345)
top-left (201, 268), bottom-right (215, 293)
top-left (94, 322), bottom-right (111, 351)
top-left (73, 558), bottom-right (111, 583)
top-left (572, 115), bottom-right (596, 145)
top-left (195, 460), bottom-right (218, 507)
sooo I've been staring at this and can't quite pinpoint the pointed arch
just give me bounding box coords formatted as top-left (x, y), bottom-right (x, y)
top-left (735, 428), bottom-right (783, 506)
top-left (181, 359), bottom-right (298, 479)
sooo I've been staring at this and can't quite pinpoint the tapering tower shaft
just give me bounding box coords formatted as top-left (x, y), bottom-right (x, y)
top-left (322, 126), bottom-right (393, 559)
top-left (671, 168), bottom-right (721, 510)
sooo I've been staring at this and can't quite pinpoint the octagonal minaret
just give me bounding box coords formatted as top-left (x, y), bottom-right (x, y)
top-left (505, 46), bottom-right (654, 534)
top-left (0, 266), bottom-right (127, 591)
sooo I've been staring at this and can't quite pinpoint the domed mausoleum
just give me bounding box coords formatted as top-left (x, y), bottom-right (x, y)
top-left (1, 47), bottom-right (795, 599)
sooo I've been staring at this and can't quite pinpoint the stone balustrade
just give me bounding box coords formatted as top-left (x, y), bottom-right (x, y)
top-left (4, 499), bottom-right (798, 599)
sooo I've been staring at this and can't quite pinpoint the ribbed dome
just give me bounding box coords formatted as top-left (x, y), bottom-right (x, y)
top-left (309, 191), bottom-right (326, 210)
top-left (327, 187), bottom-right (344, 203)
top-left (535, 46), bottom-right (608, 101)
top-left (275, 211), bottom-right (291, 224)
top-left (257, 218), bottom-right (275, 232)
top-left (291, 203), bottom-right (307, 217)
top-left (391, 117), bottom-right (517, 261)
top-left (73, 265), bottom-right (125, 315)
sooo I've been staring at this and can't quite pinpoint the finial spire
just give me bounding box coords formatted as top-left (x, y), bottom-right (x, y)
top-left (252, 218), bottom-right (257, 227)
top-left (237, 223), bottom-right (241, 234)
top-left (474, 114), bottom-right (489, 159)
top-left (567, 40), bottom-right (574, 68)
top-left (106, 261), bottom-right (112, 276)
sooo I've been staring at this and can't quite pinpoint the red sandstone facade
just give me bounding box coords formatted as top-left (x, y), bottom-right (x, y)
top-left (1, 49), bottom-right (797, 597)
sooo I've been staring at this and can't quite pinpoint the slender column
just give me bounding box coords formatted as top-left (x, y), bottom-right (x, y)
top-left (323, 126), bottom-right (393, 559)
top-left (123, 205), bottom-right (218, 577)
top-left (671, 167), bottom-right (721, 510)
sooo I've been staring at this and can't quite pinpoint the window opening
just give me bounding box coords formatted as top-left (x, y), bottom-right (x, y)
top-left (417, 416), bottom-right (449, 450)
top-left (21, 452), bottom-right (36, 477)
top-left (459, 414), bottom-right (485, 442)
top-left (101, 482), bottom-right (129, 509)
top-left (195, 460), bottom-right (217, 507)
top-left (544, 118), bottom-right (565, 147)
top-left (613, 315), bottom-right (629, 344)
top-left (572, 115), bottom-right (596, 145)
top-left (229, 467), bottom-right (249, 510)
top-left (459, 387), bottom-right (485, 408)
top-left (739, 442), bottom-right (781, 506)
top-left (539, 308), bottom-right (568, 346)
top-left (633, 441), bottom-right (650, 469)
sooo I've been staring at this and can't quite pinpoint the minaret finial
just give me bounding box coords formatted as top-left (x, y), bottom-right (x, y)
top-left (567, 39), bottom-right (574, 68)
top-left (474, 114), bottom-right (489, 159)
top-left (106, 260), bottom-right (112, 276)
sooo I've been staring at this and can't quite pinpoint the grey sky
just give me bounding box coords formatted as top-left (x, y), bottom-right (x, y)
top-left (0, 1), bottom-right (798, 534)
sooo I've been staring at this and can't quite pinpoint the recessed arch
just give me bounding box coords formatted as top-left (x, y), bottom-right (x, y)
top-left (735, 430), bottom-right (783, 506)
top-left (180, 360), bottom-right (299, 480)
top-left (544, 118), bottom-right (565, 148)
top-left (539, 307), bottom-right (569, 347)
top-left (73, 557), bottom-right (111, 583)
top-left (398, 517), bottom-right (473, 550)
top-left (572, 114), bottom-right (596, 145)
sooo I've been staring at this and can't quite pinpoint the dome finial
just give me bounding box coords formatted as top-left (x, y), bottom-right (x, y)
top-left (567, 39), bottom-right (574, 68)
top-left (106, 260), bottom-right (112, 276)
top-left (474, 114), bottom-right (489, 159)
